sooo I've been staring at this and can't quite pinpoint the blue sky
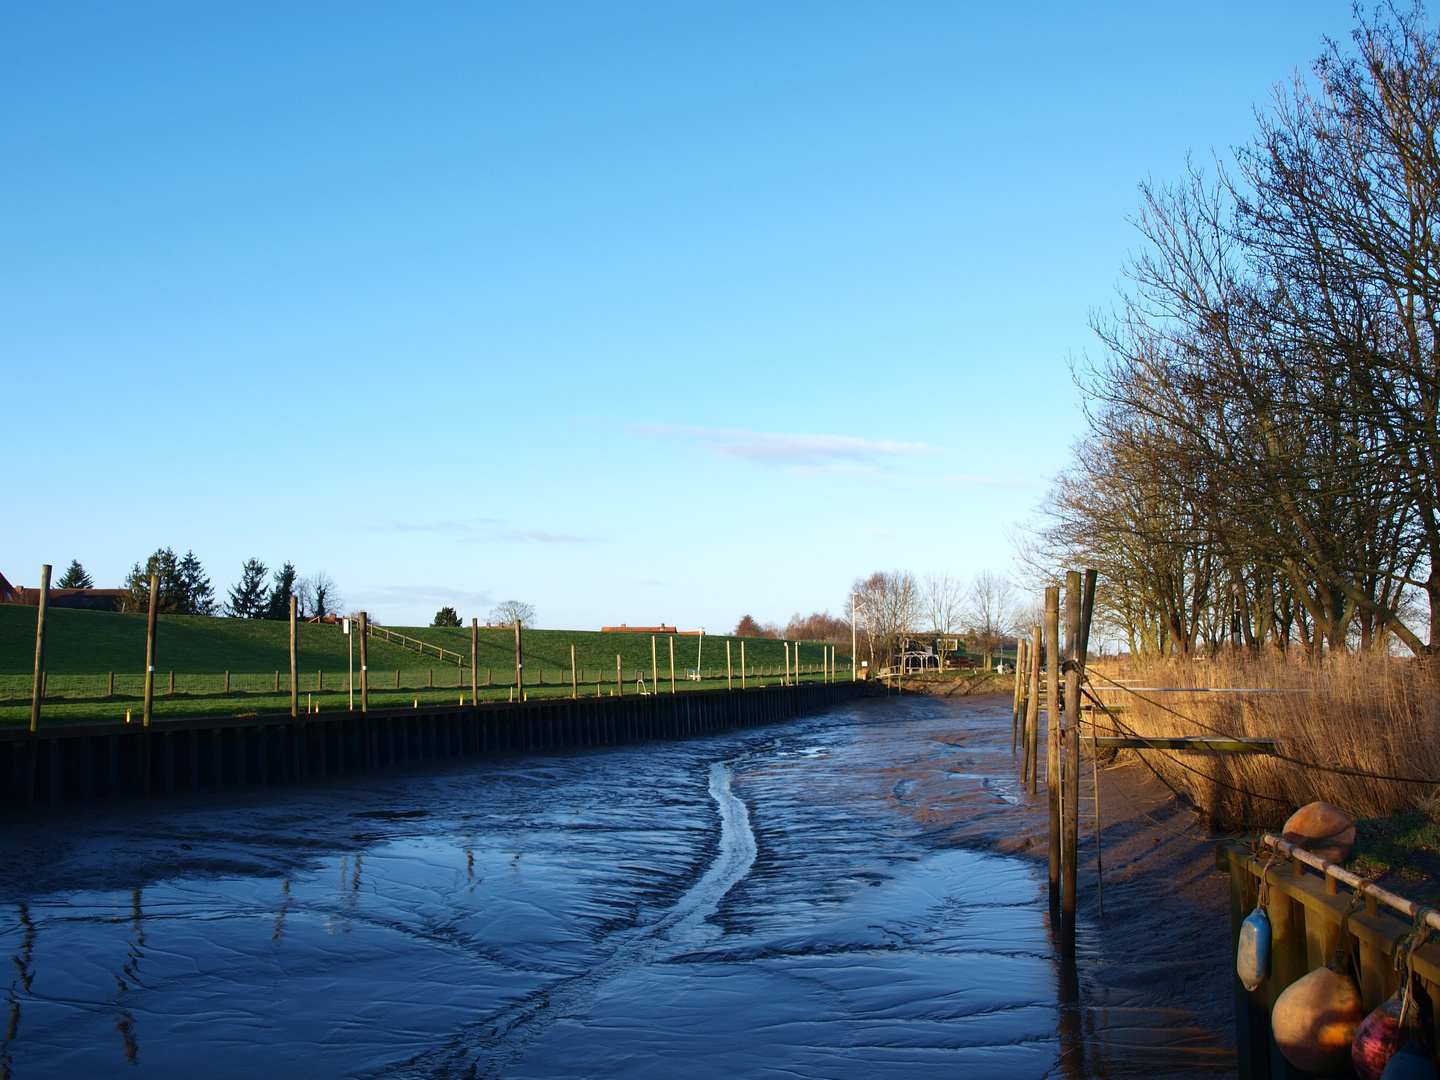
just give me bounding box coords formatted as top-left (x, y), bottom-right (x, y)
top-left (1, 2), bottom-right (1355, 629)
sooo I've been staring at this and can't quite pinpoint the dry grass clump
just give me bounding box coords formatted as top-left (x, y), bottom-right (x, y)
top-left (1086, 654), bottom-right (1440, 828)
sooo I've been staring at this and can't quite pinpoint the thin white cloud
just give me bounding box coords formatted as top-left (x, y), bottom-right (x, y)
top-left (630, 424), bottom-right (941, 471)
top-left (496, 530), bottom-right (601, 545)
top-left (366, 518), bottom-right (603, 544)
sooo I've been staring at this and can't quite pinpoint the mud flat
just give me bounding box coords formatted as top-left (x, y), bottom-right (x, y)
top-left (0, 693), bottom-right (1235, 1078)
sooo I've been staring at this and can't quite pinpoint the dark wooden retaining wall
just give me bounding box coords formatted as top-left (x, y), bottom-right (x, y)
top-left (0, 681), bottom-right (875, 808)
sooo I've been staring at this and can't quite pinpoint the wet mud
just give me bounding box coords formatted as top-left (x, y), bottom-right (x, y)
top-left (0, 693), bottom-right (1236, 1078)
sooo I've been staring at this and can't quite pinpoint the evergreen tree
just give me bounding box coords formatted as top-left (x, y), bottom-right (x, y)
top-left (120, 548), bottom-right (180, 613)
top-left (57, 560), bottom-right (93, 589)
top-left (265, 562), bottom-right (298, 620)
top-left (226, 559), bottom-right (270, 619)
top-left (432, 606), bottom-right (461, 627)
top-left (176, 551), bottom-right (216, 615)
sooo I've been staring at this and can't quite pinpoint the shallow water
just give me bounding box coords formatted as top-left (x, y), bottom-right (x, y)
top-left (0, 696), bottom-right (1233, 1078)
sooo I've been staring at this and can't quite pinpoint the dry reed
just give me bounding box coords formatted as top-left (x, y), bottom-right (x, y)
top-left (1086, 654), bottom-right (1440, 827)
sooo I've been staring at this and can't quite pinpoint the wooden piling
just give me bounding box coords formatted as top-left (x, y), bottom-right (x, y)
top-left (143, 574), bottom-right (159, 728)
top-left (471, 619), bottom-right (479, 705)
top-left (1025, 625), bottom-right (1041, 793)
top-left (740, 641), bottom-right (746, 690)
top-left (669, 636), bottom-right (676, 694)
top-left (1044, 585), bottom-right (1061, 905)
top-left (726, 640), bottom-right (733, 690)
top-left (652, 636), bottom-right (659, 697)
top-left (30, 563), bottom-right (51, 733)
top-left (513, 621), bottom-right (523, 699)
top-left (571, 643), bottom-right (578, 700)
top-left (1061, 572), bottom-right (1082, 924)
top-left (1011, 634), bottom-right (1024, 750)
top-left (616, 654), bottom-right (622, 696)
top-left (289, 597), bottom-right (299, 718)
top-left (358, 611), bottom-right (369, 713)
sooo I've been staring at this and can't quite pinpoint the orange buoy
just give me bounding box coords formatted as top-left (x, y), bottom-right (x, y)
top-left (1282, 802), bottom-right (1357, 863)
top-left (1273, 958), bottom-right (1365, 1074)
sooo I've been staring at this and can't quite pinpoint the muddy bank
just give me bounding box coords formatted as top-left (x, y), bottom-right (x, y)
top-left (0, 693), bottom-right (1237, 1078)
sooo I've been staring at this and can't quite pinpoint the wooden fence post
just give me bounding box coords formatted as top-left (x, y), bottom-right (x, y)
top-left (290, 596), bottom-right (299, 718)
top-left (1062, 571), bottom-right (1082, 926)
top-left (359, 611), bottom-right (369, 713)
top-left (1044, 585), bottom-right (1061, 907)
top-left (143, 574), bottom-right (159, 727)
top-left (30, 563), bottom-right (51, 733)
top-left (471, 618), bottom-right (478, 705)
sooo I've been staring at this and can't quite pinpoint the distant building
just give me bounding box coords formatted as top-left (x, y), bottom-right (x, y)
top-left (0, 571), bottom-right (124, 611)
top-left (601, 623), bottom-right (678, 633)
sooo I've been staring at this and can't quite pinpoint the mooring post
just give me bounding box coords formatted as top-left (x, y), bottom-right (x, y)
top-left (1026, 624), bottom-right (1042, 793)
top-left (669, 636), bottom-right (676, 694)
top-left (513, 621), bottom-right (523, 701)
top-left (143, 573), bottom-right (159, 727)
top-left (30, 563), bottom-right (51, 734)
top-left (726, 640), bottom-right (733, 690)
top-left (616, 654), bottom-right (622, 697)
top-left (1061, 571), bottom-right (1082, 926)
top-left (740, 640), bottom-right (746, 690)
top-left (571, 643), bottom-right (578, 700)
top-left (290, 596), bottom-right (299, 719)
top-left (1045, 585), bottom-right (1061, 907)
top-left (652, 636), bottom-right (659, 697)
top-left (1011, 634), bottom-right (1024, 750)
top-left (472, 619), bottom-right (479, 705)
top-left (359, 611), bottom-right (369, 713)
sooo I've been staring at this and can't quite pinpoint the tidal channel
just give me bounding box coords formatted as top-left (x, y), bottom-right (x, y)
top-left (0, 694), bottom-right (1233, 1078)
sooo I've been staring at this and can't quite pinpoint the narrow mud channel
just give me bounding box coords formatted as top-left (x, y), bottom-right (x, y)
top-left (0, 695), bottom-right (1235, 1079)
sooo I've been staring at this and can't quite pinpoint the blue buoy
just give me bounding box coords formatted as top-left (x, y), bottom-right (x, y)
top-left (1236, 905), bottom-right (1270, 992)
top-left (1379, 1042), bottom-right (1440, 1079)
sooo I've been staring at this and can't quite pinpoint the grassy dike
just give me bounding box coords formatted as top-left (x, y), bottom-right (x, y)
top-left (0, 604), bottom-right (850, 725)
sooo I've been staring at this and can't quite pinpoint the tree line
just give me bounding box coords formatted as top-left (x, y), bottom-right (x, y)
top-left (1026, 5), bottom-right (1440, 658)
top-left (56, 552), bottom-right (341, 620)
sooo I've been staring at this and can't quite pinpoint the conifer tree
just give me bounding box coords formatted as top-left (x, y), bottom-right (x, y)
top-left (57, 560), bottom-right (93, 589)
top-left (226, 559), bottom-right (270, 619)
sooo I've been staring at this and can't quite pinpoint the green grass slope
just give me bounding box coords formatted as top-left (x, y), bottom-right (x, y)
top-left (0, 604), bottom-right (848, 677)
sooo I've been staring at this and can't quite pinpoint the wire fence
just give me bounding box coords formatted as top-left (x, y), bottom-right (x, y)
top-left (1, 662), bottom-right (851, 701)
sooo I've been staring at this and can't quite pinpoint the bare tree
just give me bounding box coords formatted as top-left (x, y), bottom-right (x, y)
top-left (965, 571), bottom-right (1016, 669)
top-left (488, 600), bottom-right (536, 627)
top-left (922, 572), bottom-right (965, 637)
top-left (851, 570), bottom-right (921, 672)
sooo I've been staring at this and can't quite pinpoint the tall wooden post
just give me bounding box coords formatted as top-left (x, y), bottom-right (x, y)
top-left (1026, 625), bottom-right (1042, 793)
top-left (1062, 571), bottom-right (1082, 925)
top-left (652, 636), bottom-right (659, 697)
top-left (1045, 585), bottom-right (1061, 906)
top-left (29, 563), bottom-right (51, 733)
top-left (740, 641), bottom-right (746, 689)
top-left (784, 642), bottom-right (790, 686)
top-left (570, 643), bottom-right (578, 699)
top-left (616, 653), bottom-right (622, 696)
top-left (359, 611), bottom-right (369, 713)
top-left (513, 621), bottom-right (523, 700)
top-left (1011, 636), bottom-right (1025, 753)
top-left (726, 640), bottom-right (733, 690)
top-left (472, 619), bottom-right (479, 705)
top-left (289, 596), bottom-right (299, 718)
top-left (1011, 635), bottom-right (1025, 750)
top-left (669, 636), bottom-right (676, 694)
top-left (143, 573), bottom-right (159, 727)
